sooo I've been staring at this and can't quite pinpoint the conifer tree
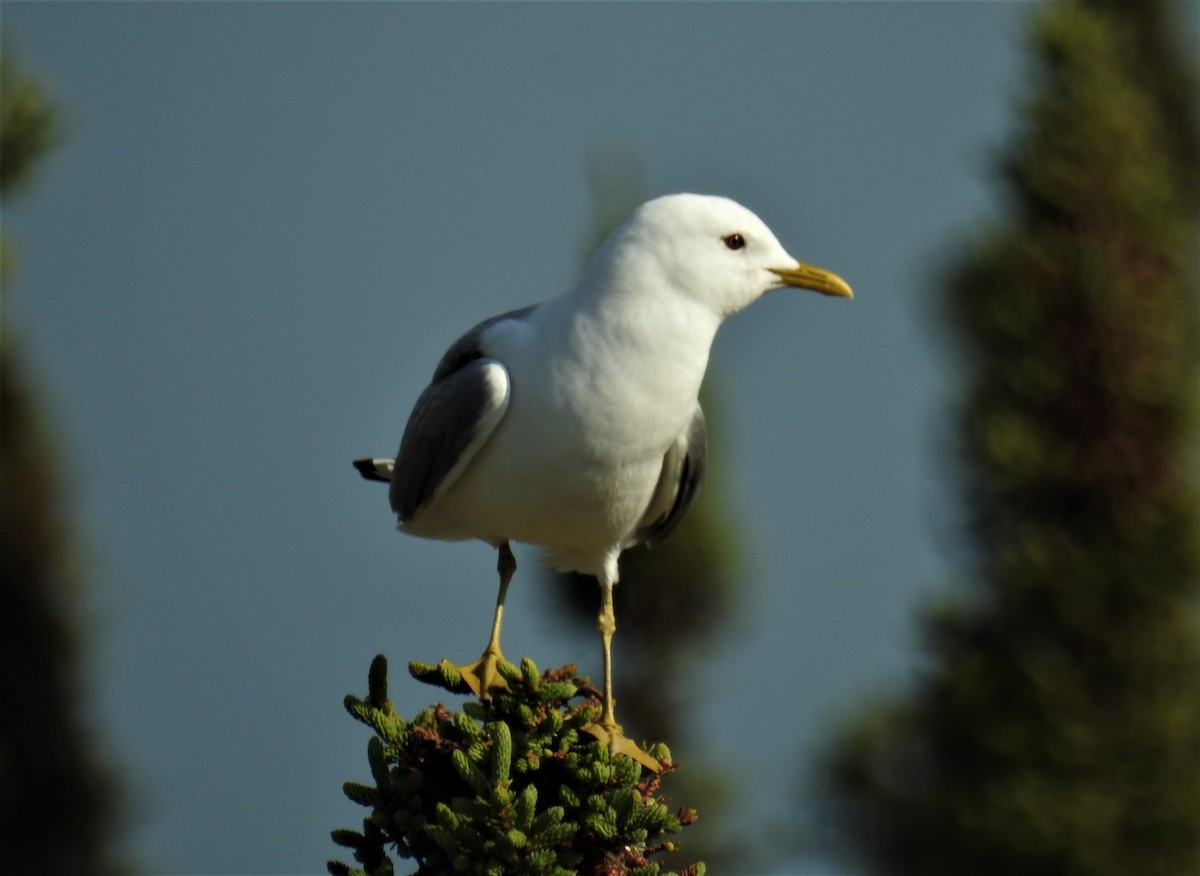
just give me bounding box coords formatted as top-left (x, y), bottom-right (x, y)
top-left (1, 49), bottom-right (124, 876)
top-left (822, 2), bottom-right (1200, 874)
top-left (330, 655), bottom-right (705, 876)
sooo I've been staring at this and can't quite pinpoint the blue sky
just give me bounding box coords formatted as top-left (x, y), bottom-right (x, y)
top-left (2, 2), bottom-right (1065, 873)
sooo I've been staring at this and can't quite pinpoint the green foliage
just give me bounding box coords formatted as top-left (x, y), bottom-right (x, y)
top-left (822, 2), bottom-right (1200, 875)
top-left (0, 51), bottom-right (59, 198)
top-left (1, 47), bottom-right (58, 291)
top-left (1, 43), bottom-right (125, 876)
top-left (329, 655), bottom-right (704, 876)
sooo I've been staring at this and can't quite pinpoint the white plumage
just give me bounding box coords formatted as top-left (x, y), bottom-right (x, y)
top-left (355, 193), bottom-right (851, 769)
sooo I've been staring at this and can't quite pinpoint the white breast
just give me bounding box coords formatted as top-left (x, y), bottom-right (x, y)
top-left (420, 290), bottom-right (718, 568)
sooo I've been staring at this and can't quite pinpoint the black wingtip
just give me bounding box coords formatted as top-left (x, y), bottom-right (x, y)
top-left (353, 458), bottom-right (390, 483)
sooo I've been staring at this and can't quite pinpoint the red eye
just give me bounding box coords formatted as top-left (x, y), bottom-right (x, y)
top-left (723, 233), bottom-right (746, 250)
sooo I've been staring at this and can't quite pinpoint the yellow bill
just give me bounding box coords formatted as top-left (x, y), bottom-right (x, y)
top-left (768, 262), bottom-right (854, 299)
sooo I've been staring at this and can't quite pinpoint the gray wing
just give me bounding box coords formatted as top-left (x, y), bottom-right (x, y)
top-left (353, 307), bottom-right (535, 507)
top-left (636, 403), bottom-right (707, 547)
top-left (379, 306), bottom-right (535, 520)
top-left (388, 358), bottom-right (509, 520)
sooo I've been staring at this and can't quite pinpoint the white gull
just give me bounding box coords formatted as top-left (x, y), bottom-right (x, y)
top-left (355, 193), bottom-right (852, 769)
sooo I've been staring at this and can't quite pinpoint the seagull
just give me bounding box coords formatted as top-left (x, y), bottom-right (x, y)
top-left (355, 193), bottom-right (851, 770)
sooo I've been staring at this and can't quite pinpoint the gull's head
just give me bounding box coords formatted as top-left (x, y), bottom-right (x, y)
top-left (593, 193), bottom-right (852, 318)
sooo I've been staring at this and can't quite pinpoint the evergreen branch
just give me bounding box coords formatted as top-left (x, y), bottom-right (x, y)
top-left (329, 655), bottom-right (704, 876)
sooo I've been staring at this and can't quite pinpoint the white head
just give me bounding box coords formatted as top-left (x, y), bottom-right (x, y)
top-left (587, 193), bottom-right (852, 318)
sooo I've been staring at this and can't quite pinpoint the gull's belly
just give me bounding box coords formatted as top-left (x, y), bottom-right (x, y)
top-left (431, 407), bottom-right (665, 551)
top-left (405, 295), bottom-right (712, 564)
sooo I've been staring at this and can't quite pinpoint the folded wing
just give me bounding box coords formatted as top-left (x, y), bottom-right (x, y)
top-left (636, 403), bottom-right (707, 547)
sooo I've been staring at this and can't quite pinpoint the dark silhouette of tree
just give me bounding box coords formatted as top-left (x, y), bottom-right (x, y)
top-left (821, 2), bottom-right (1200, 874)
top-left (1, 49), bottom-right (124, 876)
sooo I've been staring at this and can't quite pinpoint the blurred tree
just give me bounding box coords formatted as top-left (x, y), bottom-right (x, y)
top-left (821, 2), bottom-right (1200, 875)
top-left (540, 142), bottom-right (748, 869)
top-left (1, 49), bottom-right (124, 875)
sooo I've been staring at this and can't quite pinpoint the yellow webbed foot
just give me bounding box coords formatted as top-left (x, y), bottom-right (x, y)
top-left (456, 649), bottom-right (509, 700)
top-left (584, 721), bottom-right (662, 773)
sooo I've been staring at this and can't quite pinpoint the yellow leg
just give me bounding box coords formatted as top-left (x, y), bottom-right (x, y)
top-left (584, 582), bottom-right (661, 772)
top-left (598, 583), bottom-right (618, 728)
top-left (457, 542), bottom-right (516, 699)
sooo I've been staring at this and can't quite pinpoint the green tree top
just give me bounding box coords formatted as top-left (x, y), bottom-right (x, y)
top-left (822, 2), bottom-right (1200, 875)
top-left (329, 655), bottom-right (705, 876)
